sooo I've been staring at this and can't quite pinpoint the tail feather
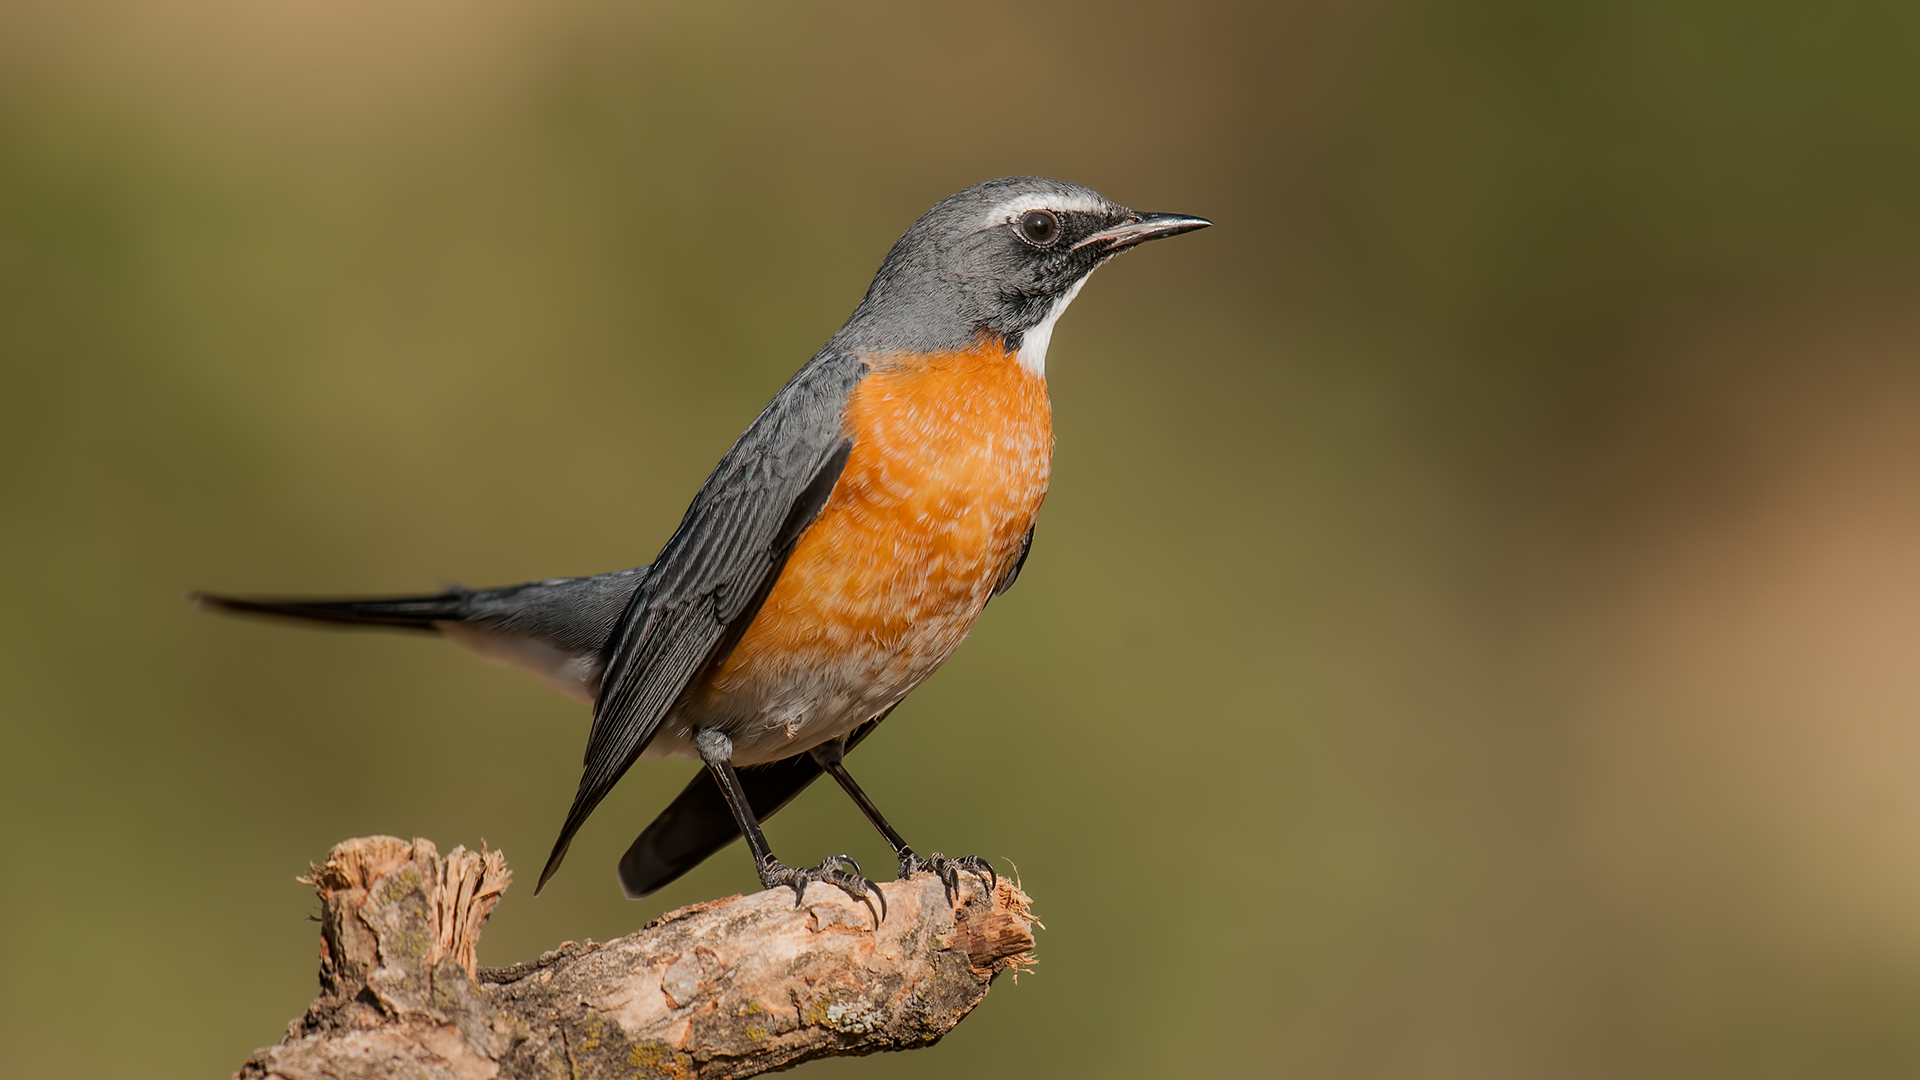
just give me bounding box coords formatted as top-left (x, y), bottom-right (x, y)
top-left (188, 589), bottom-right (472, 632)
top-left (190, 569), bottom-right (649, 703)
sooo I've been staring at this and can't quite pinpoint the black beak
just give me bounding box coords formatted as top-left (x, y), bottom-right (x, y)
top-left (1073, 211), bottom-right (1213, 253)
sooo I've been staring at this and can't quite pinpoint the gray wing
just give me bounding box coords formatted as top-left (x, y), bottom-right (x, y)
top-left (992, 524), bottom-right (1036, 598)
top-left (535, 351), bottom-right (868, 892)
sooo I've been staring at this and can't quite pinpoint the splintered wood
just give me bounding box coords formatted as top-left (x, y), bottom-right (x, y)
top-left (238, 836), bottom-right (1035, 1080)
top-left (302, 836), bottom-right (511, 981)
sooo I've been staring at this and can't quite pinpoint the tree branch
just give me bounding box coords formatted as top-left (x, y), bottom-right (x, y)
top-left (236, 836), bottom-right (1036, 1080)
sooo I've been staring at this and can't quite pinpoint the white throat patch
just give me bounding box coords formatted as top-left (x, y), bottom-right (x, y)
top-left (1015, 275), bottom-right (1089, 378)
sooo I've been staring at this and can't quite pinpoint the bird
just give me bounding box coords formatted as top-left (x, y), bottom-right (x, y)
top-left (193, 176), bottom-right (1210, 916)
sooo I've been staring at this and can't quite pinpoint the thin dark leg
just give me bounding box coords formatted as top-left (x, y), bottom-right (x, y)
top-left (695, 729), bottom-right (781, 868)
top-left (810, 737), bottom-right (996, 903)
top-left (810, 738), bottom-right (915, 857)
top-left (695, 728), bottom-right (881, 923)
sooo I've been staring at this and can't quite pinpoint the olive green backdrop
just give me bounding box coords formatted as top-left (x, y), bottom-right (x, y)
top-left (4, 1), bottom-right (1919, 1077)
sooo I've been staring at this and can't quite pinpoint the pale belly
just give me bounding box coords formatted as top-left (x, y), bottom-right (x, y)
top-left (642, 602), bottom-right (983, 765)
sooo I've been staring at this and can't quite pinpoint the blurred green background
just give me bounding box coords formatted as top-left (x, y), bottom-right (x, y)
top-left (4, 0), bottom-right (1920, 1076)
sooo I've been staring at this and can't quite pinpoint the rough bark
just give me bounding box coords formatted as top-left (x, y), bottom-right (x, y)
top-left (236, 836), bottom-right (1036, 1080)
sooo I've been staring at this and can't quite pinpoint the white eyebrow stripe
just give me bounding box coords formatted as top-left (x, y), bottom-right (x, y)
top-left (979, 192), bottom-right (1110, 223)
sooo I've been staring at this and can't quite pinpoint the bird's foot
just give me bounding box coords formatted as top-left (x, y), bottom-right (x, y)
top-left (897, 851), bottom-right (997, 905)
top-left (759, 854), bottom-right (884, 925)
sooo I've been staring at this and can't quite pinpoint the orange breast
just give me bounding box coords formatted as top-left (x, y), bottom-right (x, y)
top-left (699, 340), bottom-right (1052, 707)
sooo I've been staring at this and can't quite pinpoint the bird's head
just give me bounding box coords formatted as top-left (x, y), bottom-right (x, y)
top-left (835, 176), bottom-right (1210, 374)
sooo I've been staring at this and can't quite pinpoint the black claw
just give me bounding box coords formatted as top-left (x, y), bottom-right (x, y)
top-left (951, 854), bottom-right (997, 896)
top-left (896, 851), bottom-right (997, 906)
top-left (757, 855), bottom-right (882, 927)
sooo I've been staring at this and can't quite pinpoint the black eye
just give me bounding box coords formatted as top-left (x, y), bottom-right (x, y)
top-left (1018, 209), bottom-right (1061, 247)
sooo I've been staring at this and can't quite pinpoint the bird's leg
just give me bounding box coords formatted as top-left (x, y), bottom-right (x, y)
top-left (809, 738), bottom-right (996, 905)
top-left (694, 728), bottom-right (881, 923)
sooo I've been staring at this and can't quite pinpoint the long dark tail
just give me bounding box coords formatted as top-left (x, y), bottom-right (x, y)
top-left (617, 714), bottom-right (886, 898)
top-left (188, 589), bottom-right (472, 632)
